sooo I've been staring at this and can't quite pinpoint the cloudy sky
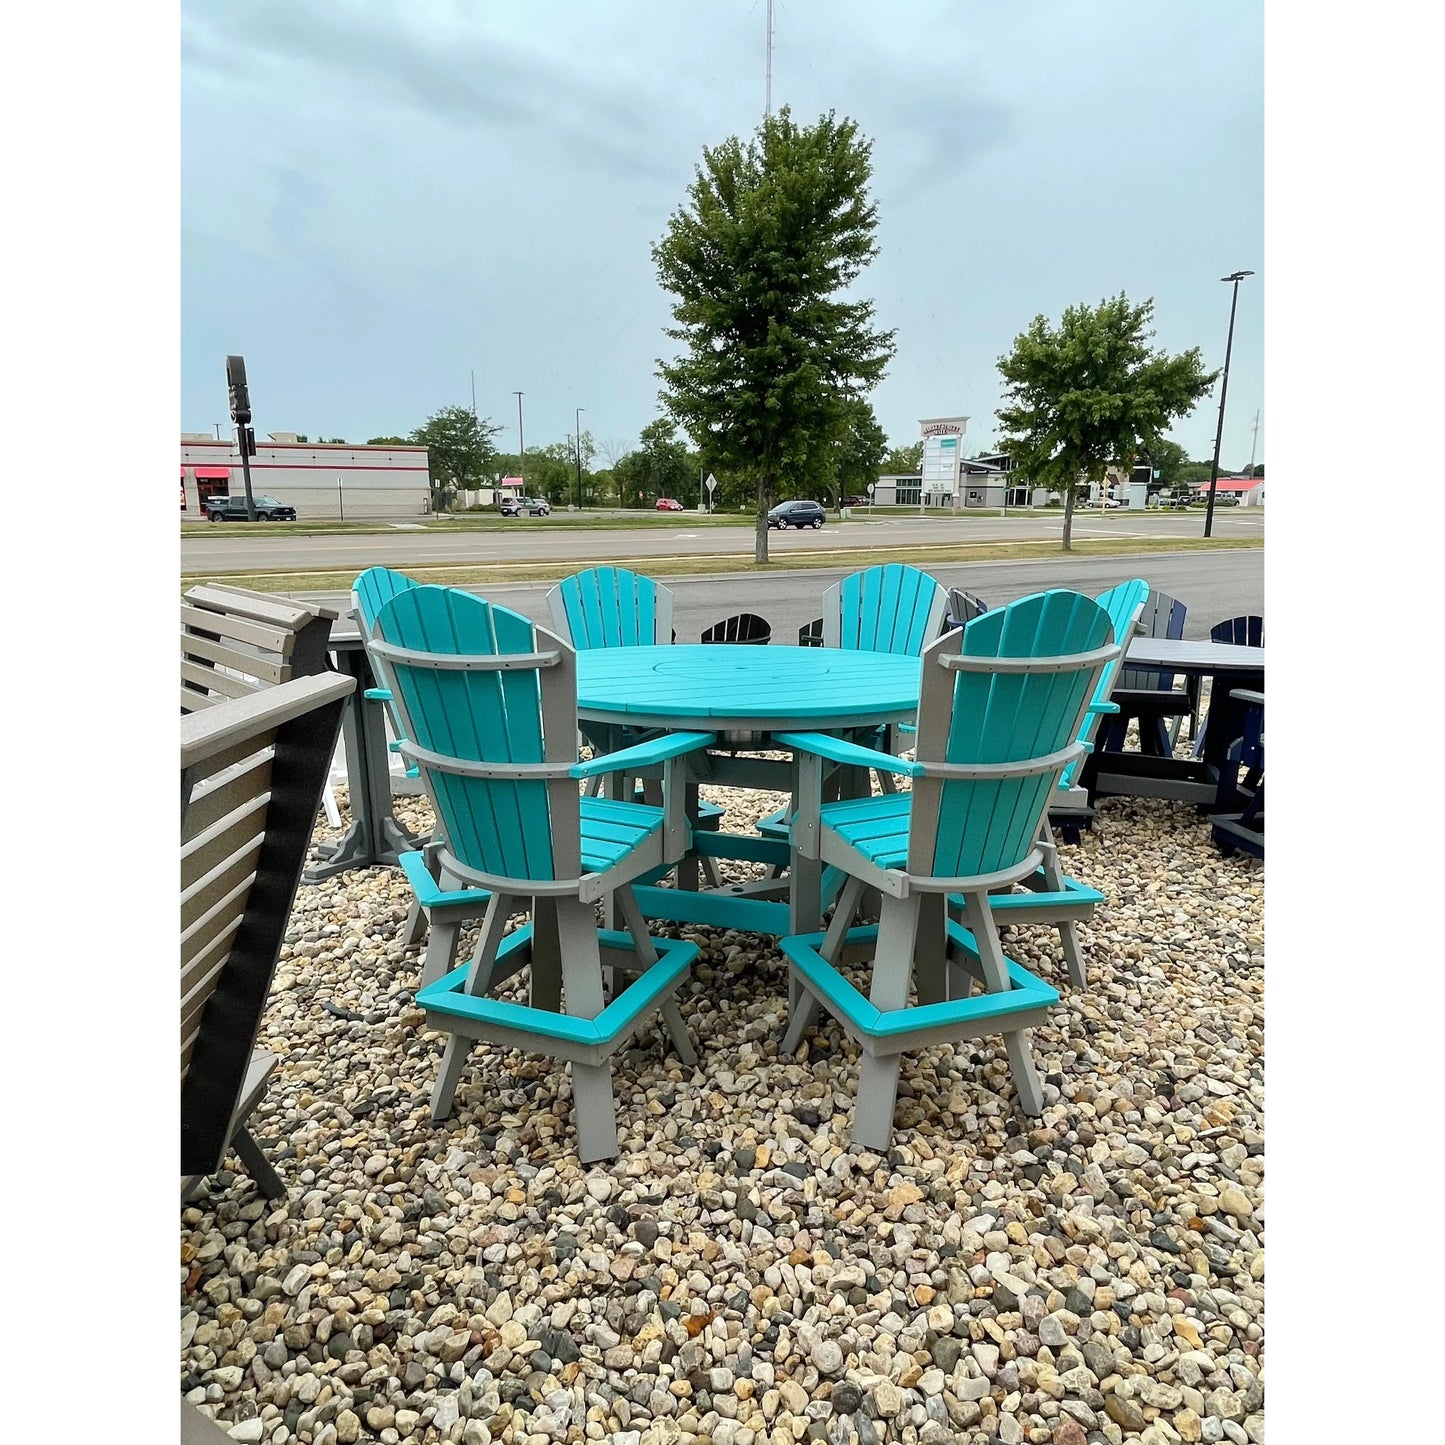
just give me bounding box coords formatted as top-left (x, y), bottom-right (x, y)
top-left (181, 0), bottom-right (1263, 467)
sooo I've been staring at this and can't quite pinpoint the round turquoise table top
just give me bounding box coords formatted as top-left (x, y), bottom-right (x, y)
top-left (575, 644), bottom-right (922, 732)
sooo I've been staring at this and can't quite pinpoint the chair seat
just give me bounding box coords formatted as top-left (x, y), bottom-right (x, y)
top-left (579, 795), bottom-right (665, 871)
top-left (819, 792), bottom-right (914, 870)
top-left (403, 796), bottom-right (665, 888)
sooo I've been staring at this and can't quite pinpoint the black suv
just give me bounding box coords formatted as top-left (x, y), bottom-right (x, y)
top-left (205, 494), bottom-right (298, 522)
top-left (767, 499), bottom-right (826, 529)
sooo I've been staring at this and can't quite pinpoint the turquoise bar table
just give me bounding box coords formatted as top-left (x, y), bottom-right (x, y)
top-left (576, 645), bottom-right (923, 933)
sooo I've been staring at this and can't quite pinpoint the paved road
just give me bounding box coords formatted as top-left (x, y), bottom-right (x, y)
top-left (183, 508), bottom-right (1262, 574)
top-left (299, 549), bottom-right (1262, 644)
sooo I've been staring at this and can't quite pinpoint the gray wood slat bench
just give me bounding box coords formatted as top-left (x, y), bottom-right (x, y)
top-left (181, 671), bottom-right (354, 1204)
top-left (182, 583), bottom-right (334, 715)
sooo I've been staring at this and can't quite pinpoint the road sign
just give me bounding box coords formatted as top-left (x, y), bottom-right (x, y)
top-left (705, 474), bottom-right (718, 492)
top-left (867, 482), bottom-right (876, 495)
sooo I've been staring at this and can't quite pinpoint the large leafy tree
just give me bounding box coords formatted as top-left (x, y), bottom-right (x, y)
top-left (410, 406), bottom-right (502, 512)
top-left (817, 395), bottom-right (888, 510)
top-left (882, 440), bottom-right (923, 476)
top-left (654, 107), bottom-right (896, 561)
top-left (996, 295), bottom-right (1217, 549)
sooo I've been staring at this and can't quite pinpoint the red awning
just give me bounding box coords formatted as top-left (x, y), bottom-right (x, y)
top-left (179, 466), bottom-right (187, 478)
top-left (195, 467), bottom-right (231, 479)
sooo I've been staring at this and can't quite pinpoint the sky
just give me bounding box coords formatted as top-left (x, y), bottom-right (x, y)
top-left (181, 0), bottom-right (1264, 468)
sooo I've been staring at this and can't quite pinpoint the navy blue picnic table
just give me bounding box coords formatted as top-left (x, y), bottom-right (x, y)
top-left (1087, 637), bottom-right (1265, 809)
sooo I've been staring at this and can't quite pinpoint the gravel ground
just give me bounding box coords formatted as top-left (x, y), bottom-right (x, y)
top-left (181, 768), bottom-right (1263, 1445)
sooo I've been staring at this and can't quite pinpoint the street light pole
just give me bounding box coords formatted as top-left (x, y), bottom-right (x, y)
top-left (513, 391), bottom-right (525, 495)
top-left (575, 407), bottom-right (585, 512)
top-left (1204, 270), bottom-right (1254, 539)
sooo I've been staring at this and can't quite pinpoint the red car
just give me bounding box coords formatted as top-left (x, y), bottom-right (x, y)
top-left (655, 497), bottom-right (684, 511)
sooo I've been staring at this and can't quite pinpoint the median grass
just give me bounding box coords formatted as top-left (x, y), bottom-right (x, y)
top-left (182, 533), bottom-right (1262, 595)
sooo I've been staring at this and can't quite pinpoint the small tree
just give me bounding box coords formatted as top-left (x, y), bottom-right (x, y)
top-left (410, 406), bottom-right (501, 512)
top-left (654, 107), bottom-right (895, 562)
top-left (996, 295), bottom-right (1217, 550)
top-left (882, 440), bottom-right (923, 476)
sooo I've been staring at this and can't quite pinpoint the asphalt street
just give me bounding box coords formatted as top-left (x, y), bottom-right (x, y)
top-left (182, 508), bottom-right (1263, 575)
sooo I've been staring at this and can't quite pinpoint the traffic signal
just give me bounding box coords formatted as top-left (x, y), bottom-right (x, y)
top-left (225, 354), bottom-right (252, 424)
top-left (243, 426), bottom-right (257, 456)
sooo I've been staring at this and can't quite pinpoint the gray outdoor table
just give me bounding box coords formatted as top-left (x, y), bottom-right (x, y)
top-left (1087, 637), bottom-right (1265, 808)
top-left (304, 625), bottom-right (425, 880)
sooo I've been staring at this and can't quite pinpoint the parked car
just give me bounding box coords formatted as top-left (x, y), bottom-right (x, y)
top-left (655, 497), bottom-right (684, 511)
top-left (501, 496), bottom-right (551, 517)
top-left (844, 495), bottom-right (871, 507)
top-left (767, 499), bottom-right (826, 529)
top-left (1211, 493), bottom-right (1241, 507)
top-left (205, 494), bottom-right (298, 522)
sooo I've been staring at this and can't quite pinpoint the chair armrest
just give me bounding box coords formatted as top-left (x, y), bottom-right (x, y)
top-left (1230, 688), bottom-right (1264, 706)
top-left (570, 731), bottom-right (716, 779)
top-left (1087, 700), bottom-right (1119, 715)
top-left (364, 687), bottom-right (392, 702)
top-left (771, 731), bottom-right (924, 778)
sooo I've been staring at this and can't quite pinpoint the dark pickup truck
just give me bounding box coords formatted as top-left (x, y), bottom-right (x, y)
top-left (205, 494), bottom-right (298, 522)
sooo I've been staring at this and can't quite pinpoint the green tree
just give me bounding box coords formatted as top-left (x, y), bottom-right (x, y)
top-left (366, 435), bottom-right (411, 447)
top-left (1134, 438), bottom-right (1190, 492)
top-left (817, 395), bottom-right (888, 510)
top-left (614, 421), bottom-right (697, 508)
top-left (882, 440), bottom-right (923, 476)
top-left (654, 106), bottom-right (896, 561)
top-left (410, 406), bottom-right (502, 512)
top-left (996, 295), bottom-right (1218, 550)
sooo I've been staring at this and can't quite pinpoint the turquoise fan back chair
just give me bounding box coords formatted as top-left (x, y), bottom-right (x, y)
top-left (966, 577), bottom-right (1148, 987)
top-left (352, 566), bottom-right (494, 987)
top-left (367, 584), bottom-right (713, 1161)
top-left (546, 565), bottom-right (674, 649)
top-left (775, 589), bottom-right (1119, 1150)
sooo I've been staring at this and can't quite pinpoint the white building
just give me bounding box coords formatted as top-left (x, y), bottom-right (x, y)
top-left (180, 434), bottom-right (431, 518)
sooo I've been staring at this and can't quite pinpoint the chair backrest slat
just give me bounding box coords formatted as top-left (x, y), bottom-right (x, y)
top-left (1055, 578), bottom-right (1149, 790)
top-left (911, 591), bottom-right (1115, 878)
top-left (823, 564), bottom-right (947, 655)
top-left (1211, 614), bottom-right (1264, 648)
top-left (372, 587), bottom-right (579, 881)
top-left (547, 566), bottom-right (671, 649)
top-left (1116, 588), bottom-right (1186, 691)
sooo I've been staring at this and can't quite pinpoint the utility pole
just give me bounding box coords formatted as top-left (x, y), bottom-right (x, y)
top-left (513, 391), bottom-right (526, 494)
top-left (1204, 270), bottom-right (1254, 539)
top-left (574, 407), bottom-right (586, 511)
top-left (470, 371), bottom-right (477, 417)
top-left (212, 422), bottom-right (222, 440)
top-left (1247, 409), bottom-right (1261, 477)
top-left (765, 0), bottom-right (774, 117)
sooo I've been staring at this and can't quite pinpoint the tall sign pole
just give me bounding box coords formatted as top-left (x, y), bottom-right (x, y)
top-left (513, 391), bottom-right (526, 495)
top-left (1204, 271), bottom-right (1253, 539)
top-left (574, 407), bottom-right (585, 511)
top-left (226, 355), bottom-right (257, 521)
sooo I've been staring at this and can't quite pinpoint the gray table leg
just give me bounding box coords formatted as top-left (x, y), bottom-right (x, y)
top-left (306, 647), bottom-right (424, 880)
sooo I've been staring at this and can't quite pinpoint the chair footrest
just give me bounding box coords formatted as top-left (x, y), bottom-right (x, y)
top-left (780, 921), bottom-right (1058, 1053)
top-left (755, 805), bottom-right (792, 841)
top-left (416, 930), bottom-right (697, 1063)
top-left (969, 871), bottom-right (1105, 922)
